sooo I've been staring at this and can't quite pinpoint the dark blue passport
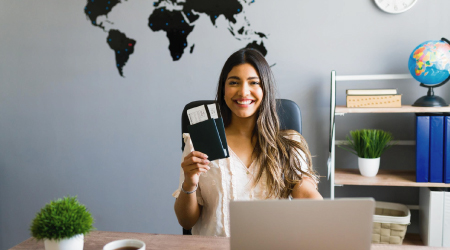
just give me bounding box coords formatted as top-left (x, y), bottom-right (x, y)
top-left (188, 118), bottom-right (229, 161)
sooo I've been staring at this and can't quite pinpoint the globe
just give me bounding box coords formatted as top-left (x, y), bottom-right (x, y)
top-left (408, 38), bottom-right (450, 106)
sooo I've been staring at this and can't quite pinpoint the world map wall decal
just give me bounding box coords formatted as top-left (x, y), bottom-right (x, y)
top-left (84, 0), bottom-right (268, 77)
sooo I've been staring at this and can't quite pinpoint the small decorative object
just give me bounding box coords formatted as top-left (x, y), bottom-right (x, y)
top-left (30, 196), bottom-right (95, 250)
top-left (339, 129), bottom-right (394, 177)
top-left (408, 38), bottom-right (450, 107)
top-left (374, 0), bottom-right (417, 14)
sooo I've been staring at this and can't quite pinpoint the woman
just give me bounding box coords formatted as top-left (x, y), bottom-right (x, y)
top-left (173, 48), bottom-right (322, 237)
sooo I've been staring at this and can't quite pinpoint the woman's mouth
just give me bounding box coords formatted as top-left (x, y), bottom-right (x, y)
top-left (235, 100), bottom-right (255, 105)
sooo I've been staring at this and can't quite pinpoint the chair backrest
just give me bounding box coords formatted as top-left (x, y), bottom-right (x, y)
top-left (181, 98), bottom-right (302, 151)
top-left (179, 99), bottom-right (302, 235)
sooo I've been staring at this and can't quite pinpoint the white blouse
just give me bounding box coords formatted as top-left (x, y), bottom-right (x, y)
top-left (172, 133), bottom-right (317, 237)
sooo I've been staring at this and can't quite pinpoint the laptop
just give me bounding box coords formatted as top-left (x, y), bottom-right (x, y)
top-left (230, 198), bottom-right (375, 250)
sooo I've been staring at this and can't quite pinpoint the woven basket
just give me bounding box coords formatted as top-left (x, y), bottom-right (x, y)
top-left (372, 201), bottom-right (411, 245)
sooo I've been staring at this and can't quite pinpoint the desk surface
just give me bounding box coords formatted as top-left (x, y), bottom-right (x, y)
top-left (9, 231), bottom-right (448, 250)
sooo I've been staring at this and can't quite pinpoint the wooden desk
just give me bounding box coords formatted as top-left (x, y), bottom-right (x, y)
top-left (9, 231), bottom-right (448, 250)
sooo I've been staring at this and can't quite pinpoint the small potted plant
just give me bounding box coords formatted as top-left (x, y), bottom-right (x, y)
top-left (339, 129), bottom-right (394, 177)
top-left (30, 196), bottom-right (95, 250)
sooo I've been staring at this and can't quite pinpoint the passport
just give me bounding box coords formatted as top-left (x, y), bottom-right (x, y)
top-left (187, 103), bottom-right (229, 161)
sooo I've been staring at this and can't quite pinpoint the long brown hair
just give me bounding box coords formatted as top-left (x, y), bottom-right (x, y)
top-left (216, 48), bottom-right (319, 198)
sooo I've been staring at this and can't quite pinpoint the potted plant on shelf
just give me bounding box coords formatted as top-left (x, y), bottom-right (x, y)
top-left (30, 196), bottom-right (95, 250)
top-left (339, 129), bottom-right (394, 177)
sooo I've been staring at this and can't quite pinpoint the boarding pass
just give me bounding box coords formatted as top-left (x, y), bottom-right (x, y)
top-left (187, 103), bottom-right (219, 125)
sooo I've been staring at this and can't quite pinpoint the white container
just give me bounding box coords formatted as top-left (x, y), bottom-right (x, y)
top-left (44, 234), bottom-right (84, 250)
top-left (358, 157), bottom-right (380, 177)
top-left (103, 239), bottom-right (146, 250)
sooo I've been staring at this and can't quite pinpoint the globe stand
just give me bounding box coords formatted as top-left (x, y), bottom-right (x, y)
top-left (412, 84), bottom-right (448, 107)
top-left (412, 37), bottom-right (450, 107)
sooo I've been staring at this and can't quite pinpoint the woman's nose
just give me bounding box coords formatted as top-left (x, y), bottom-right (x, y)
top-left (238, 83), bottom-right (250, 96)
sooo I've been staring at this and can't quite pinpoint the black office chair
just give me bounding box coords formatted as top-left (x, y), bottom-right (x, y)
top-left (180, 99), bottom-right (302, 235)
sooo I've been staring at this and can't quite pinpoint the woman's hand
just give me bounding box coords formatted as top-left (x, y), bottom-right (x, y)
top-left (175, 151), bottom-right (209, 229)
top-left (181, 151), bottom-right (210, 190)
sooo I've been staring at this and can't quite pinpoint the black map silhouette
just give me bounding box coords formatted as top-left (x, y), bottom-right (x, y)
top-left (84, 0), bottom-right (267, 77)
top-left (148, 7), bottom-right (194, 61)
top-left (106, 30), bottom-right (136, 76)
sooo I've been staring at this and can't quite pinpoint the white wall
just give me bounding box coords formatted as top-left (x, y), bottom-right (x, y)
top-left (1, 0), bottom-right (450, 249)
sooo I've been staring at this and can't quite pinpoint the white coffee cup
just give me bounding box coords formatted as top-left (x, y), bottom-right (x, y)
top-left (103, 239), bottom-right (146, 250)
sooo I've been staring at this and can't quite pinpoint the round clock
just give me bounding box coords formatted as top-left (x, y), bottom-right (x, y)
top-left (374, 0), bottom-right (418, 14)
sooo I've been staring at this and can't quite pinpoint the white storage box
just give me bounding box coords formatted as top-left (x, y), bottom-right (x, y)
top-left (372, 201), bottom-right (411, 245)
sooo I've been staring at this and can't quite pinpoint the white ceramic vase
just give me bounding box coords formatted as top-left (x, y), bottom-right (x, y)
top-left (358, 157), bottom-right (380, 177)
top-left (44, 234), bottom-right (84, 250)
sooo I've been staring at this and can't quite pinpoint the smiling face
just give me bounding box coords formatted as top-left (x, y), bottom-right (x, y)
top-left (224, 63), bottom-right (264, 121)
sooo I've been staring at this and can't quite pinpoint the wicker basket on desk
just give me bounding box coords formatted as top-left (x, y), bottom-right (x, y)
top-left (372, 201), bottom-right (411, 245)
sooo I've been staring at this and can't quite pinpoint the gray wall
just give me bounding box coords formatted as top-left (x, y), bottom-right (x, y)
top-left (1, 0), bottom-right (450, 249)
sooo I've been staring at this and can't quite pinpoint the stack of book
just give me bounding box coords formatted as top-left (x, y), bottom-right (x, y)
top-left (416, 115), bottom-right (450, 184)
top-left (346, 88), bottom-right (401, 108)
top-left (419, 187), bottom-right (450, 247)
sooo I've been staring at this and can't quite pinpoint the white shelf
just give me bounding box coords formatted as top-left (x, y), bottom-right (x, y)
top-left (336, 74), bottom-right (412, 81)
top-left (335, 140), bottom-right (415, 146)
top-left (335, 105), bottom-right (450, 114)
top-left (335, 169), bottom-right (450, 188)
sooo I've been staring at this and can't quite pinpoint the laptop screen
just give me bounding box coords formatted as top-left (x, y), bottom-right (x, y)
top-left (230, 198), bottom-right (375, 250)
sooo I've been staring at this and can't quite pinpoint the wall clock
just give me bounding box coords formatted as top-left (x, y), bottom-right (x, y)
top-left (374, 0), bottom-right (418, 14)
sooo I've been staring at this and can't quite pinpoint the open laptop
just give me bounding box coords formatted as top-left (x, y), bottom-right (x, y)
top-left (230, 198), bottom-right (375, 250)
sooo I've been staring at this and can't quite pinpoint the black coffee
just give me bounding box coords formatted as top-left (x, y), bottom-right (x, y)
top-left (114, 247), bottom-right (139, 250)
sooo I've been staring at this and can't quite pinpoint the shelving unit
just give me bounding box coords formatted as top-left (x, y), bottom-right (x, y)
top-left (328, 71), bottom-right (450, 247)
top-left (401, 234), bottom-right (423, 246)
top-left (329, 71), bottom-right (450, 198)
top-left (335, 105), bottom-right (450, 114)
top-left (335, 169), bottom-right (450, 187)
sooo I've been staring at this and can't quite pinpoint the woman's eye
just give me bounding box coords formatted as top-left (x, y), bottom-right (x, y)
top-left (228, 81), bottom-right (238, 85)
top-left (251, 81), bottom-right (260, 85)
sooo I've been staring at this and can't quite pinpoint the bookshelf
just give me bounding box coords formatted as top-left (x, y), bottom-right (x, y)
top-left (329, 71), bottom-right (450, 248)
top-left (329, 71), bottom-right (450, 197)
top-left (401, 234), bottom-right (423, 246)
top-left (335, 105), bottom-right (450, 114)
top-left (335, 169), bottom-right (450, 187)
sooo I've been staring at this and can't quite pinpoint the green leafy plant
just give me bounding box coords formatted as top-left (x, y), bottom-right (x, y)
top-left (338, 129), bottom-right (394, 158)
top-left (30, 196), bottom-right (95, 240)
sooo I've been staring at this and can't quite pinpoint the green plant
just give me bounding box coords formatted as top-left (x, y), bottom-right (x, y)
top-left (30, 196), bottom-right (95, 240)
top-left (339, 129), bottom-right (394, 158)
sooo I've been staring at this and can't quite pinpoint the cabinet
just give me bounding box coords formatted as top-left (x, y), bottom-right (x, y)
top-left (328, 70), bottom-right (450, 245)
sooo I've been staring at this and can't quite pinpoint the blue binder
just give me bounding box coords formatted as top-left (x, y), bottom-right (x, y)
top-left (430, 116), bottom-right (444, 183)
top-left (416, 115), bottom-right (430, 182)
top-left (444, 116), bottom-right (450, 183)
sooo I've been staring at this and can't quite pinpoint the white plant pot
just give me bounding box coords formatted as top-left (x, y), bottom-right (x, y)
top-left (358, 157), bottom-right (380, 177)
top-left (44, 234), bottom-right (84, 250)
